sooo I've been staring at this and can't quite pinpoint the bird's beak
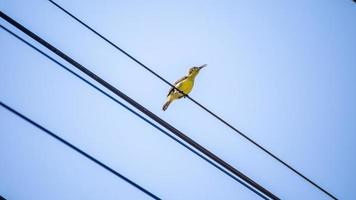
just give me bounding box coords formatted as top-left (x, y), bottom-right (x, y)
top-left (199, 64), bottom-right (207, 70)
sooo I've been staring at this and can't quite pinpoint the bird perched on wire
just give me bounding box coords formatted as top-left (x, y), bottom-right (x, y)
top-left (162, 64), bottom-right (207, 111)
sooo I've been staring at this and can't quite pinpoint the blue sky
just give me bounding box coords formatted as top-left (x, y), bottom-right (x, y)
top-left (1, 0), bottom-right (355, 199)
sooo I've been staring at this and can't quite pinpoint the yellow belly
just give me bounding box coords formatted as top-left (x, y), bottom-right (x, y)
top-left (177, 79), bottom-right (194, 95)
top-left (165, 72), bottom-right (200, 108)
top-left (168, 79), bottom-right (194, 101)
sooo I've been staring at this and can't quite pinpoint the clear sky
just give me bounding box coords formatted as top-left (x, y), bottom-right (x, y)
top-left (1, 0), bottom-right (355, 199)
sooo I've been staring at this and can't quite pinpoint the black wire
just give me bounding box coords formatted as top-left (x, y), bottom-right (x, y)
top-left (0, 24), bottom-right (269, 200)
top-left (46, 1), bottom-right (337, 199)
top-left (0, 12), bottom-right (279, 200)
top-left (0, 101), bottom-right (160, 200)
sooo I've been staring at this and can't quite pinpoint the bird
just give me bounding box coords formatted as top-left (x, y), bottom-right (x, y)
top-left (162, 64), bottom-right (207, 111)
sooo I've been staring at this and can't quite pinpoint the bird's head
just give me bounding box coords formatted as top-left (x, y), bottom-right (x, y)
top-left (188, 64), bottom-right (207, 77)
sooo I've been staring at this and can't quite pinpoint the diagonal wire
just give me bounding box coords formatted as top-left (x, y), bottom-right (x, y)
top-left (46, 1), bottom-right (337, 199)
top-left (0, 19), bottom-right (274, 200)
top-left (0, 101), bottom-right (161, 200)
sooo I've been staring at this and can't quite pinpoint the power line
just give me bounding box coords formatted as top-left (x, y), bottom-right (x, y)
top-left (46, 1), bottom-right (337, 199)
top-left (0, 12), bottom-right (278, 200)
top-left (0, 101), bottom-right (160, 200)
top-left (0, 24), bottom-right (268, 200)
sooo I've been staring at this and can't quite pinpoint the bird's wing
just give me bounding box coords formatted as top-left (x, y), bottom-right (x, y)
top-left (167, 76), bottom-right (188, 96)
top-left (174, 75), bottom-right (188, 85)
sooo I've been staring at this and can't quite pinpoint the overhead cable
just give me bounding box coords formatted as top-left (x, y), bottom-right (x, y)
top-left (0, 24), bottom-right (267, 200)
top-left (46, 1), bottom-right (337, 199)
top-left (0, 15), bottom-right (277, 200)
top-left (0, 101), bottom-right (160, 200)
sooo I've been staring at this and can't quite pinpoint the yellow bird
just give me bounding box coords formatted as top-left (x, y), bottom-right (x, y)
top-left (162, 64), bottom-right (207, 111)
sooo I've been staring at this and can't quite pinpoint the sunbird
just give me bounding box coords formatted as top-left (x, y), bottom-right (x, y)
top-left (162, 64), bottom-right (207, 111)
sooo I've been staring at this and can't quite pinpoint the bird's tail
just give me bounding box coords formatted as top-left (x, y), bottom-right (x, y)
top-left (162, 99), bottom-right (173, 111)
